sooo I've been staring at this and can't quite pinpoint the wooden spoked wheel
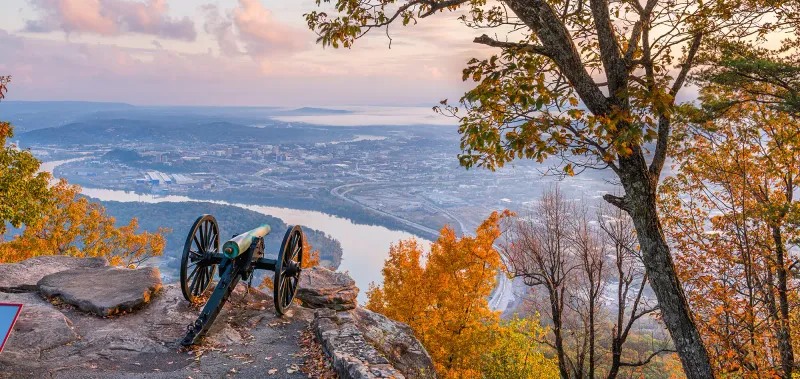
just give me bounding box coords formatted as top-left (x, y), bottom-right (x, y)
top-left (273, 225), bottom-right (304, 315)
top-left (180, 214), bottom-right (220, 303)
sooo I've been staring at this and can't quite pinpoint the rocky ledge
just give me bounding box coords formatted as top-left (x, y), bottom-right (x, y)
top-left (0, 256), bottom-right (435, 379)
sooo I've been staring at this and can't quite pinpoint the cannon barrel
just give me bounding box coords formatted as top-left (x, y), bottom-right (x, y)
top-left (222, 224), bottom-right (271, 258)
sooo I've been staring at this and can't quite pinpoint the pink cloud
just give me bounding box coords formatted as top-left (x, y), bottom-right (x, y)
top-left (0, 28), bottom-right (471, 106)
top-left (232, 0), bottom-right (306, 55)
top-left (201, 0), bottom-right (307, 59)
top-left (24, 0), bottom-right (196, 41)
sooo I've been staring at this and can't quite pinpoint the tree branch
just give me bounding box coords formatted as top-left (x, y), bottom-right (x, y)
top-left (648, 32), bottom-right (703, 180)
top-left (589, 0), bottom-right (627, 99)
top-left (603, 193), bottom-right (630, 212)
top-left (473, 34), bottom-right (551, 57)
top-left (620, 348), bottom-right (676, 367)
top-left (503, 0), bottom-right (610, 115)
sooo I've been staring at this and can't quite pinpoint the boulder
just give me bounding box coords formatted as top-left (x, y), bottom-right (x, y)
top-left (0, 255), bottom-right (107, 292)
top-left (297, 266), bottom-right (358, 311)
top-left (0, 292), bottom-right (79, 363)
top-left (314, 308), bottom-right (405, 379)
top-left (353, 308), bottom-right (436, 378)
top-left (37, 266), bottom-right (162, 317)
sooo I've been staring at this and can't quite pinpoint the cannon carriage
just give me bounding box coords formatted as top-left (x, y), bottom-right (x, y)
top-left (178, 214), bottom-right (304, 346)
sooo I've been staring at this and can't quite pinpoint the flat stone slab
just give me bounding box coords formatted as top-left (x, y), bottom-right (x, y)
top-left (37, 266), bottom-right (162, 317)
top-left (297, 266), bottom-right (359, 311)
top-left (0, 255), bottom-right (107, 292)
top-left (0, 292), bottom-right (79, 363)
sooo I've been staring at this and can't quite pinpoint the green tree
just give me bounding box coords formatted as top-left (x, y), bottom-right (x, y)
top-left (305, 1), bottom-right (798, 377)
top-left (0, 76), bottom-right (51, 235)
top-left (480, 317), bottom-right (559, 379)
top-left (694, 41), bottom-right (800, 117)
top-left (0, 76), bottom-right (166, 266)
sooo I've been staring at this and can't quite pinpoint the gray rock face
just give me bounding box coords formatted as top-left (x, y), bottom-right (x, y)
top-left (0, 255), bottom-right (107, 292)
top-left (297, 266), bottom-right (359, 311)
top-left (37, 266), bottom-right (162, 316)
top-left (1, 283), bottom-right (314, 378)
top-left (0, 292), bottom-right (79, 363)
top-left (353, 308), bottom-right (436, 378)
top-left (0, 258), bottom-right (432, 379)
top-left (314, 308), bottom-right (405, 379)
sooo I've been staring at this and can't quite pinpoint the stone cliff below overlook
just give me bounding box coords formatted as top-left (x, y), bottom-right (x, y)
top-left (0, 256), bottom-right (434, 379)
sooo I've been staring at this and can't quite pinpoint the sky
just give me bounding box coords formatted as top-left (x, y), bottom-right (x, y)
top-left (0, 0), bottom-right (491, 106)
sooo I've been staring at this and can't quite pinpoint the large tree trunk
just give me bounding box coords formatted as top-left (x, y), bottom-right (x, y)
top-left (607, 153), bottom-right (715, 379)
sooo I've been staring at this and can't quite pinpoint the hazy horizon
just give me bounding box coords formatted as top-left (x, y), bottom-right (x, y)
top-left (0, 0), bottom-right (485, 106)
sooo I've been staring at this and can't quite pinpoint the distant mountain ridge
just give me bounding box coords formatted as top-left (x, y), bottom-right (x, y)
top-left (1, 100), bottom-right (135, 108)
top-left (279, 107), bottom-right (352, 115)
top-left (17, 118), bottom-right (356, 146)
top-left (0, 101), bottom-right (136, 132)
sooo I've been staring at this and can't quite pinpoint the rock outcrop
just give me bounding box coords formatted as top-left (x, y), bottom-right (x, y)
top-left (0, 256), bottom-right (434, 379)
top-left (352, 307), bottom-right (436, 378)
top-left (297, 266), bottom-right (359, 311)
top-left (302, 269), bottom-right (436, 378)
top-left (314, 308), bottom-right (405, 378)
top-left (0, 255), bottom-right (107, 292)
top-left (37, 266), bottom-right (162, 316)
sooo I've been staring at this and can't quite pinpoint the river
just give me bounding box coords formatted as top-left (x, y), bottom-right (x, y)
top-left (40, 159), bottom-right (430, 304)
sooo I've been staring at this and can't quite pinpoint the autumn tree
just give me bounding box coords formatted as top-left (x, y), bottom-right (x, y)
top-left (0, 77), bottom-right (167, 266)
top-left (0, 179), bottom-right (168, 266)
top-left (0, 76), bottom-right (51, 235)
top-left (662, 95), bottom-right (800, 377)
top-left (305, 1), bottom-right (799, 376)
top-left (502, 187), bottom-right (661, 378)
top-left (366, 211), bottom-right (558, 377)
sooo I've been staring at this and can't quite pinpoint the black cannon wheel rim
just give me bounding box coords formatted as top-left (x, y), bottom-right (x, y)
top-left (274, 225), bottom-right (303, 315)
top-left (180, 215), bottom-right (219, 303)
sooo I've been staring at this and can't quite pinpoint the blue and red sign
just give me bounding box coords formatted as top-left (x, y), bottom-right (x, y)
top-left (0, 303), bottom-right (23, 354)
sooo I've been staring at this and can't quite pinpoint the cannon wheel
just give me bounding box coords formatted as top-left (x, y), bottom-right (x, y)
top-left (180, 215), bottom-right (220, 303)
top-left (274, 225), bottom-right (304, 315)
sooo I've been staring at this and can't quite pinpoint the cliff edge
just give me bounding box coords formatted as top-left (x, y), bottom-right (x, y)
top-left (0, 256), bottom-right (434, 379)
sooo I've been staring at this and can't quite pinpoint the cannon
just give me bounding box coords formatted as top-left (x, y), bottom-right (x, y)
top-left (178, 214), bottom-right (304, 346)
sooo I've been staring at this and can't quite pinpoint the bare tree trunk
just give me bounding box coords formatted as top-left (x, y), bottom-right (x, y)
top-left (550, 288), bottom-right (569, 379)
top-left (606, 154), bottom-right (715, 379)
top-left (771, 225), bottom-right (794, 379)
top-left (588, 288), bottom-right (596, 379)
